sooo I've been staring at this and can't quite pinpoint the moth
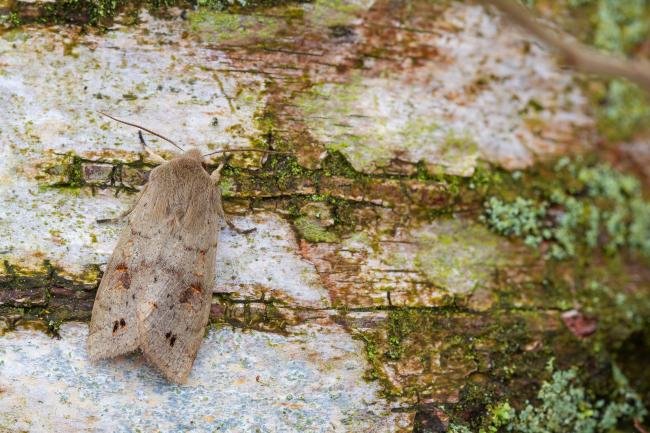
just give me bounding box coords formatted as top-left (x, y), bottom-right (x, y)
top-left (88, 112), bottom-right (268, 383)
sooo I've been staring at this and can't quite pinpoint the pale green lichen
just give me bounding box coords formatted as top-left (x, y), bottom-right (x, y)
top-left (482, 197), bottom-right (547, 247)
top-left (592, 0), bottom-right (649, 53)
top-left (450, 363), bottom-right (647, 433)
top-left (510, 364), bottom-right (646, 433)
top-left (483, 158), bottom-right (650, 260)
top-left (568, 0), bottom-right (650, 139)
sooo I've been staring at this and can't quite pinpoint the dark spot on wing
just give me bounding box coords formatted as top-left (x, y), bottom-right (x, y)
top-left (170, 336), bottom-right (176, 347)
top-left (112, 321), bottom-right (119, 333)
top-left (180, 283), bottom-right (203, 304)
top-left (165, 331), bottom-right (171, 339)
top-left (114, 263), bottom-right (131, 290)
top-left (120, 318), bottom-right (126, 327)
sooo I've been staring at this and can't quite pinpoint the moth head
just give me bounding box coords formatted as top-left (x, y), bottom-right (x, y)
top-left (183, 148), bottom-right (203, 162)
top-left (180, 148), bottom-right (211, 173)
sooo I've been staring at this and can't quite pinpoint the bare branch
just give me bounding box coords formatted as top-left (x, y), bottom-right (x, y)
top-left (484, 0), bottom-right (650, 94)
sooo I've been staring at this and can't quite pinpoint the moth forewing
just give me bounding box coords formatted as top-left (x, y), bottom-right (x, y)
top-left (88, 148), bottom-right (226, 383)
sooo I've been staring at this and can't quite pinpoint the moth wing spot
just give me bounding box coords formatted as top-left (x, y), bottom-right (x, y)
top-left (165, 331), bottom-right (171, 339)
top-left (120, 318), bottom-right (126, 327)
top-left (113, 263), bottom-right (131, 290)
top-left (170, 335), bottom-right (176, 347)
top-left (179, 283), bottom-right (204, 304)
top-left (112, 321), bottom-right (119, 333)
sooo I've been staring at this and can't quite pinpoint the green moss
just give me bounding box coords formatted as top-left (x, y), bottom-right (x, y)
top-left (321, 151), bottom-right (364, 180)
top-left (187, 9), bottom-right (281, 44)
top-left (438, 131), bottom-right (480, 170)
top-left (1, 12), bottom-right (22, 28)
top-left (262, 154), bottom-right (308, 190)
top-left (193, 0), bottom-right (300, 11)
top-left (0, 263), bottom-right (97, 326)
top-left (293, 216), bottom-right (338, 243)
top-left (46, 318), bottom-right (63, 338)
top-left (385, 309), bottom-right (417, 361)
top-left (355, 309), bottom-right (485, 400)
top-left (38, 0), bottom-right (125, 26)
top-left (307, 0), bottom-right (367, 30)
top-left (66, 154), bottom-right (86, 187)
top-left (3, 0), bottom-right (304, 27)
top-left (219, 177), bottom-right (235, 198)
top-left (413, 219), bottom-right (510, 294)
top-left (210, 295), bottom-right (289, 334)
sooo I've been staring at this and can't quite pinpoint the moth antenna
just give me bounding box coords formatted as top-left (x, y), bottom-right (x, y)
top-left (138, 130), bottom-right (146, 148)
top-left (97, 111), bottom-right (185, 152)
top-left (202, 148), bottom-right (291, 157)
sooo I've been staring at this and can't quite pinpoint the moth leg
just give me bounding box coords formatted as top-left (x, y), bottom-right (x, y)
top-left (97, 184), bottom-right (148, 224)
top-left (210, 160), bottom-right (225, 183)
top-left (218, 203), bottom-right (256, 235)
top-left (139, 130), bottom-right (166, 164)
top-left (96, 204), bottom-right (135, 224)
top-left (226, 218), bottom-right (256, 235)
top-left (210, 156), bottom-right (255, 234)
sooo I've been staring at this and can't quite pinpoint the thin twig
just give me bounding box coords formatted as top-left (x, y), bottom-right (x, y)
top-left (484, 0), bottom-right (650, 94)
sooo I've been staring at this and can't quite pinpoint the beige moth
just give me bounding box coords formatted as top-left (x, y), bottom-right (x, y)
top-left (88, 113), bottom-right (256, 383)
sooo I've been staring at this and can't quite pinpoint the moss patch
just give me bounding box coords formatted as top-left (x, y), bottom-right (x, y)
top-left (294, 216), bottom-right (339, 243)
top-left (412, 219), bottom-right (512, 295)
top-left (186, 9), bottom-right (282, 44)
